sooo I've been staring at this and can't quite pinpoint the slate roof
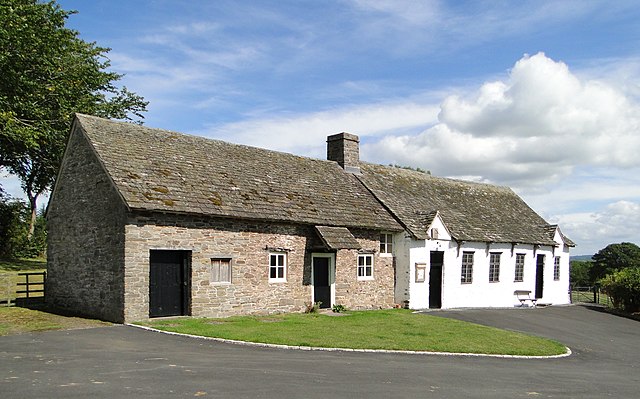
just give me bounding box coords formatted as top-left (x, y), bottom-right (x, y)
top-left (357, 163), bottom-right (561, 246)
top-left (73, 114), bottom-right (401, 232)
top-left (314, 226), bottom-right (362, 250)
top-left (546, 225), bottom-right (576, 247)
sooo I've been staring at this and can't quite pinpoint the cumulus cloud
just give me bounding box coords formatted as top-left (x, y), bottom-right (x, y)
top-left (551, 200), bottom-right (640, 254)
top-left (365, 53), bottom-right (640, 188)
top-left (202, 102), bottom-right (439, 158)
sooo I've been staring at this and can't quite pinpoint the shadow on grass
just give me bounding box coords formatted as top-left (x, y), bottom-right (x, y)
top-left (0, 258), bottom-right (47, 272)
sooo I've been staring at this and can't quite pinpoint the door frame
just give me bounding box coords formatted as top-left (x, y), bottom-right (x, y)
top-left (429, 251), bottom-right (444, 309)
top-left (311, 253), bottom-right (335, 308)
top-left (535, 254), bottom-right (545, 299)
top-left (149, 249), bottom-right (191, 318)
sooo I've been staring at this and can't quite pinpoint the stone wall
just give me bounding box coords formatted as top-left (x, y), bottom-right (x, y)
top-left (46, 126), bottom-right (127, 322)
top-left (334, 229), bottom-right (395, 310)
top-left (124, 213), bottom-right (394, 321)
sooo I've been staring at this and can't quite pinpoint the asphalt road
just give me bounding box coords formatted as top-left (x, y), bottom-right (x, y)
top-left (0, 305), bottom-right (638, 398)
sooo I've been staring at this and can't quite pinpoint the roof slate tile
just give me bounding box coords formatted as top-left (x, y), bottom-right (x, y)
top-left (357, 163), bottom-right (560, 246)
top-left (74, 114), bottom-right (401, 232)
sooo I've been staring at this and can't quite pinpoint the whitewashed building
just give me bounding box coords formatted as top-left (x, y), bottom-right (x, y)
top-left (353, 152), bottom-right (575, 310)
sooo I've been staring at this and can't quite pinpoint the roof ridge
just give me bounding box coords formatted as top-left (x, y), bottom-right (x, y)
top-left (75, 113), bottom-right (344, 168)
top-left (360, 161), bottom-right (513, 191)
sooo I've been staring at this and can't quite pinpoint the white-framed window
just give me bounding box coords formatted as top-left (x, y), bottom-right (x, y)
top-left (379, 233), bottom-right (393, 254)
top-left (431, 228), bottom-right (439, 239)
top-left (489, 252), bottom-right (501, 282)
top-left (514, 253), bottom-right (525, 282)
top-left (211, 258), bottom-right (232, 284)
top-left (269, 252), bottom-right (287, 282)
top-left (357, 254), bottom-right (374, 280)
top-left (461, 252), bottom-right (473, 284)
top-left (553, 256), bottom-right (561, 281)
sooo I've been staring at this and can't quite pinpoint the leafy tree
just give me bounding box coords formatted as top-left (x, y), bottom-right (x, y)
top-left (0, 0), bottom-right (147, 236)
top-left (590, 242), bottom-right (640, 282)
top-left (570, 260), bottom-right (594, 286)
top-left (0, 191), bottom-right (46, 258)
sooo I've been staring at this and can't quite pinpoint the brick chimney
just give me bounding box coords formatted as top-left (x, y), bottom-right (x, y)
top-left (327, 133), bottom-right (361, 174)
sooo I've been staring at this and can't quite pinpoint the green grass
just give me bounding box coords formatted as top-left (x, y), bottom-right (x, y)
top-left (0, 258), bottom-right (47, 273)
top-left (0, 258), bottom-right (46, 304)
top-left (139, 309), bottom-right (567, 356)
top-left (0, 307), bottom-right (110, 336)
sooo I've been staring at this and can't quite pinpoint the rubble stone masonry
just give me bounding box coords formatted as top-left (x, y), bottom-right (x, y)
top-left (46, 127), bottom-right (127, 322)
top-left (124, 214), bottom-right (395, 322)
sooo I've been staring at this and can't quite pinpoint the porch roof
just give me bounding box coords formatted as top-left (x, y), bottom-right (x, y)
top-left (314, 226), bottom-right (362, 250)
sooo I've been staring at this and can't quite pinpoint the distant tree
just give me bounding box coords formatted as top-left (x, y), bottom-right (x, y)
top-left (570, 260), bottom-right (594, 286)
top-left (0, 0), bottom-right (147, 237)
top-left (590, 242), bottom-right (640, 282)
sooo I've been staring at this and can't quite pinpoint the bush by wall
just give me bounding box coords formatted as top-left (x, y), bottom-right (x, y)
top-left (600, 268), bottom-right (640, 313)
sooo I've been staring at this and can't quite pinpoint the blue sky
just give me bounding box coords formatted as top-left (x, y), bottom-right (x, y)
top-left (4, 0), bottom-right (640, 255)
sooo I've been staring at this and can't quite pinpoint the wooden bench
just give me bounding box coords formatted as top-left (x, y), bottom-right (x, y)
top-left (514, 290), bottom-right (537, 307)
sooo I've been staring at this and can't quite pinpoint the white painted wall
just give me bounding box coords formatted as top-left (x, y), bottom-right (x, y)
top-left (395, 227), bottom-right (571, 309)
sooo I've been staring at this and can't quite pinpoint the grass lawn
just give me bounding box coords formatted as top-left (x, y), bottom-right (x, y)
top-left (139, 309), bottom-right (567, 356)
top-left (0, 258), bottom-right (46, 303)
top-left (0, 307), bottom-right (110, 336)
top-left (0, 258), bottom-right (47, 273)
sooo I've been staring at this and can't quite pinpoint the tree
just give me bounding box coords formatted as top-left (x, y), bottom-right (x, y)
top-left (0, 0), bottom-right (147, 237)
top-left (570, 260), bottom-right (594, 286)
top-left (590, 242), bottom-right (640, 282)
top-left (0, 190), bottom-right (45, 258)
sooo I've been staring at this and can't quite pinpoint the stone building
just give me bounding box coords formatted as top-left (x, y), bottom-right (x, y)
top-left (46, 114), bottom-right (401, 323)
top-left (47, 114), bottom-right (574, 323)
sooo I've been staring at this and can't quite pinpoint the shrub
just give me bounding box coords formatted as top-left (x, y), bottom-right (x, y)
top-left (332, 304), bottom-right (347, 313)
top-left (305, 301), bottom-right (322, 313)
top-left (600, 268), bottom-right (640, 313)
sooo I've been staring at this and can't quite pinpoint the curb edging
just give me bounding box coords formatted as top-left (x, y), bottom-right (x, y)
top-left (126, 323), bottom-right (572, 359)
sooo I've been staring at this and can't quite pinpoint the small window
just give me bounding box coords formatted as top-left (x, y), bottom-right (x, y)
top-left (379, 233), bottom-right (393, 254)
top-left (431, 228), bottom-right (439, 239)
top-left (269, 252), bottom-right (286, 282)
top-left (461, 252), bottom-right (474, 284)
top-left (357, 254), bottom-right (373, 280)
top-left (514, 253), bottom-right (525, 282)
top-left (211, 258), bottom-right (232, 284)
top-left (554, 256), bottom-right (561, 281)
top-left (489, 253), bottom-right (501, 282)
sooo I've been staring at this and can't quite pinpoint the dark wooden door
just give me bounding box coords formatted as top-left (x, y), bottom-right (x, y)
top-left (149, 250), bottom-right (190, 318)
top-left (535, 254), bottom-right (545, 299)
top-left (313, 257), bottom-right (331, 309)
top-left (429, 251), bottom-right (443, 309)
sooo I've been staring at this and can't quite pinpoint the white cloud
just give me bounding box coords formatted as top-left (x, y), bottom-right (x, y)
top-left (201, 101), bottom-right (440, 158)
top-left (551, 200), bottom-right (640, 255)
top-left (346, 1), bottom-right (626, 56)
top-left (366, 53), bottom-right (640, 188)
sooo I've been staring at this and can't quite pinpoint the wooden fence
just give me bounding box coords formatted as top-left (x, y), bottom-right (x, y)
top-left (0, 271), bottom-right (46, 306)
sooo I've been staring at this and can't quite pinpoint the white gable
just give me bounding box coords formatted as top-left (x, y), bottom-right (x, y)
top-left (426, 212), bottom-right (452, 241)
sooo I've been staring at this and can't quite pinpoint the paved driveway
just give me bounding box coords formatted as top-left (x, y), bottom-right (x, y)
top-left (0, 305), bottom-right (638, 398)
